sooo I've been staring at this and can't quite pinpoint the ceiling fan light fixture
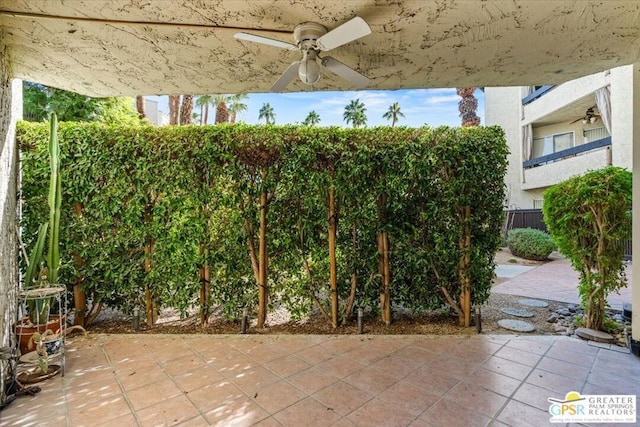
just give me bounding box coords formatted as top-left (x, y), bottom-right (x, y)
top-left (236, 17), bottom-right (371, 91)
top-left (299, 50), bottom-right (320, 85)
top-left (590, 116), bottom-right (596, 124)
top-left (582, 118), bottom-right (588, 125)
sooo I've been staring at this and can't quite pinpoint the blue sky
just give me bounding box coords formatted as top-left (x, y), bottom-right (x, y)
top-left (147, 88), bottom-right (484, 127)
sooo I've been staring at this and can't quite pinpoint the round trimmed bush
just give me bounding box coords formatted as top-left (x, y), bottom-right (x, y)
top-left (506, 228), bottom-right (555, 261)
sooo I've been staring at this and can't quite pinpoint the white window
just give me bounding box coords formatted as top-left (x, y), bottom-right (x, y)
top-left (532, 131), bottom-right (574, 158)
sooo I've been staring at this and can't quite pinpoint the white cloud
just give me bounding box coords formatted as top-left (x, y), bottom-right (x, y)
top-left (423, 94), bottom-right (460, 105)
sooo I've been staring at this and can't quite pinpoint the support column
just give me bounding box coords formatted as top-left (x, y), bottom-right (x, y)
top-left (631, 63), bottom-right (640, 355)
top-left (0, 48), bottom-right (22, 405)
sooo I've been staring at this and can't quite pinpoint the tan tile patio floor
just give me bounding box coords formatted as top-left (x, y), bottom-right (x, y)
top-left (1, 333), bottom-right (638, 427)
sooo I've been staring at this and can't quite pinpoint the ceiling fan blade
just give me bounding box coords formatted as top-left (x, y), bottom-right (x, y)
top-left (234, 32), bottom-right (297, 50)
top-left (322, 56), bottom-right (369, 88)
top-left (569, 117), bottom-right (583, 124)
top-left (271, 61), bottom-right (301, 92)
top-left (316, 17), bottom-right (371, 51)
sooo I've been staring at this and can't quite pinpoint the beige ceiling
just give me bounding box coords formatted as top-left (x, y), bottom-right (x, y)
top-left (1, 0), bottom-right (639, 97)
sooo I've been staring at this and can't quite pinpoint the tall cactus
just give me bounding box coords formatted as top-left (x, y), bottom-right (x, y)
top-left (24, 113), bottom-right (60, 288)
top-left (46, 113), bottom-right (61, 285)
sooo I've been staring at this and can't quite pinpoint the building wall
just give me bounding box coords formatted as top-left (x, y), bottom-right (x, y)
top-left (611, 65), bottom-right (636, 167)
top-left (486, 65), bottom-right (635, 209)
top-left (630, 63), bottom-right (640, 341)
top-left (0, 48), bottom-right (21, 406)
top-left (484, 86), bottom-right (533, 209)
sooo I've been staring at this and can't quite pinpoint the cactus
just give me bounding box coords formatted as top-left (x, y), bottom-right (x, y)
top-left (46, 113), bottom-right (61, 285)
top-left (24, 113), bottom-right (60, 287)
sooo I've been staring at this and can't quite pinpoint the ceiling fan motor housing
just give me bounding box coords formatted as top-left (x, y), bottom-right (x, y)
top-left (293, 22), bottom-right (328, 47)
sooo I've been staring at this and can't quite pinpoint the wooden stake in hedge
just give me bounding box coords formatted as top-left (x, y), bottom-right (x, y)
top-left (72, 201), bottom-right (86, 327)
top-left (144, 237), bottom-right (158, 326)
top-left (143, 200), bottom-right (158, 326)
top-left (378, 231), bottom-right (391, 324)
top-left (199, 259), bottom-right (210, 326)
top-left (257, 186), bottom-right (269, 328)
top-left (377, 194), bottom-right (391, 325)
top-left (458, 205), bottom-right (472, 327)
top-left (328, 184), bottom-right (339, 328)
top-left (242, 168), bottom-right (272, 328)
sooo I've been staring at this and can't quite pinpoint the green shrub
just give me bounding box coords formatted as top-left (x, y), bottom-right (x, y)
top-left (506, 228), bottom-right (555, 261)
top-left (543, 166), bottom-right (631, 331)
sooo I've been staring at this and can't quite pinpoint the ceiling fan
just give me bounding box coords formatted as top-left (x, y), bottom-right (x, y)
top-left (570, 105), bottom-right (601, 124)
top-left (234, 17), bottom-right (371, 92)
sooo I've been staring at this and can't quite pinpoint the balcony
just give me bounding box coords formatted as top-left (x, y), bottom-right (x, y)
top-left (523, 137), bottom-right (611, 168)
top-left (521, 85), bottom-right (555, 105)
top-left (522, 137), bottom-right (611, 190)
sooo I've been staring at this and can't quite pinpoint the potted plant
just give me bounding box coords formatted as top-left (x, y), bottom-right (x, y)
top-left (16, 113), bottom-right (65, 355)
top-left (19, 324), bottom-right (86, 377)
top-left (16, 331), bottom-right (62, 384)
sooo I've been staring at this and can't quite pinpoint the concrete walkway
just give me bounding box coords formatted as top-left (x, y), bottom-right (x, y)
top-left (494, 256), bottom-right (633, 311)
top-left (1, 334), bottom-right (638, 427)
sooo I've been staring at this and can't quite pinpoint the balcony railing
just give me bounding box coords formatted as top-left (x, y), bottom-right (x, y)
top-left (523, 137), bottom-right (611, 169)
top-left (521, 85), bottom-right (555, 105)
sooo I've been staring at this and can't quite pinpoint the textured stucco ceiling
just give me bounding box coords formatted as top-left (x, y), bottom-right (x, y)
top-left (1, 0), bottom-right (639, 97)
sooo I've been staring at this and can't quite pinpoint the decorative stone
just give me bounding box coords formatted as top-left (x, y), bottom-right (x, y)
top-left (554, 324), bottom-right (567, 333)
top-left (613, 314), bottom-right (625, 323)
top-left (556, 308), bottom-right (571, 316)
top-left (567, 304), bottom-right (578, 313)
top-left (546, 314), bottom-right (559, 323)
top-left (498, 319), bottom-right (535, 332)
top-left (501, 307), bottom-right (534, 318)
top-left (575, 327), bottom-right (615, 343)
top-left (518, 299), bottom-right (549, 308)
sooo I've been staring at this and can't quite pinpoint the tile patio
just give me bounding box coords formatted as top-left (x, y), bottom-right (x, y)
top-left (1, 333), bottom-right (637, 427)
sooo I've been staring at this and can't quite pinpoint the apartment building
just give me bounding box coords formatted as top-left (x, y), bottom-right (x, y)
top-left (485, 65), bottom-right (638, 210)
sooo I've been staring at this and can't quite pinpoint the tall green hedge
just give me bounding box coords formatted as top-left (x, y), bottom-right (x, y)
top-left (17, 122), bottom-right (507, 326)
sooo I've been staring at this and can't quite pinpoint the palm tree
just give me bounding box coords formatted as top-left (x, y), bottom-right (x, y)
top-left (456, 87), bottom-right (480, 127)
top-left (382, 102), bottom-right (404, 127)
top-left (343, 99), bottom-right (367, 128)
top-left (229, 93), bottom-right (249, 123)
top-left (180, 95), bottom-right (194, 125)
top-left (196, 95), bottom-right (214, 125)
top-left (214, 94), bottom-right (230, 124)
top-left (303, 111), bottom-right (321, 126)
top-left (135, 96), bottom-right (146, 119)
top-left (168, 94), bottom-right (181, 125)
top-left (258, 103), bottom-right (276, 124)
